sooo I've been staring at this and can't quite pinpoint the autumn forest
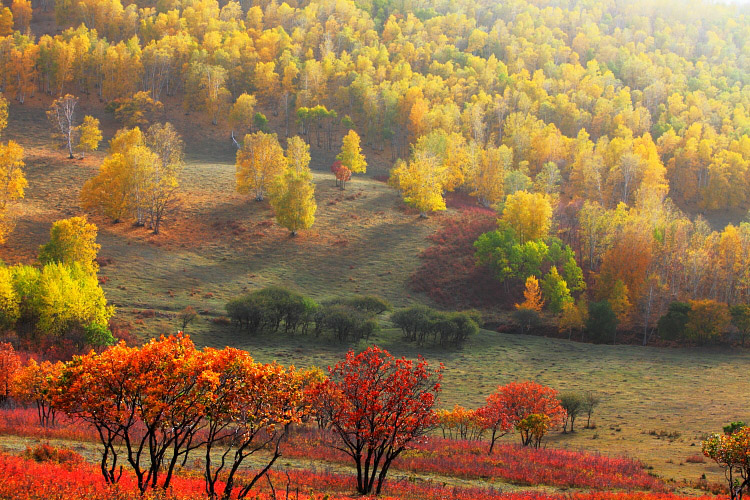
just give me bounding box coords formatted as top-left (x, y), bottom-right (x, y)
top-left (1, 0), bottom-right (750, 498)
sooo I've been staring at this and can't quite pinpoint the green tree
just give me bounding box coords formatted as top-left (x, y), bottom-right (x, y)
top-left (559, 392), bottom-right (584, 433)
top-left (657, 302), bottom-right (691, 341)
top-left (541, 266), bottom-right (573, 313)
top-left (730, 304), bottom-right (750, 346)
top-left (587, 301), bottom-right (618, 344)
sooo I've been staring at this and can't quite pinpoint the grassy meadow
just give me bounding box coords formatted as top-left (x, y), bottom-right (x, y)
top-left (0, 99), bottom-right (747, 487)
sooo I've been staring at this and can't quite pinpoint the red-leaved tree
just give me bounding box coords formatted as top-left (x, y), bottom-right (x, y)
top-left (331, 160), bottom-right (342, 186)
top-left (311, 346), bottom-right (442, 495)
top-left (477, 381), bottom-right (566, 452)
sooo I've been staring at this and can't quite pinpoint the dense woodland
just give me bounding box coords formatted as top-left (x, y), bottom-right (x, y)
top-left (1, 0), bottom-right (750, 347)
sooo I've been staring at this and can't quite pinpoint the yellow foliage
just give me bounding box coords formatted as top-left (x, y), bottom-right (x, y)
top-left (236, 131), bottom-right (286, 201)
top-left (35, 262), bottom-right (114, 336)
top-left (229, 93), bottom-right (257, 136)
top-left (38, 216), bottom-right (101, 276)
top-left (270, 167), bottom-right (316, 235)
top-left (516, 275), bottom-right (544, 312)
top-left (0, 140), bottom-right (27, 244)
top-left (0, 265), bottom-right (20, 329)
top-left (286, 136), bottom-right (311, 175)
top-left (81, 152), bottom-right (134, 223)
top-left (337, 130), bottom-right (366, 174)
top-left (0, 94), bottom-right (7, 135)
top-left (501, 191), bottom-right (552, 243)
top-left (77, 115), bottom-right (102, 156)
top-left (390, 154), bottom-right (447, 217)
top-left (469, 145), bottom-right (511, 208)
top-left (10, 0), bottom-right (31, 32)
top-left (0, 8), bottom-right (12, 37)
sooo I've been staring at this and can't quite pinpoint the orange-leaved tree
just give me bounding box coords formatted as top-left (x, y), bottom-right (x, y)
top-left (201, 347), bottom-right (307, 500)
top-left (516, 275), bottom-right (544, 311)
top-left (477, 381), bottom-right (566, 452)
top-left (310, 346), bottom-right (442, 495)
top-left (703, 426), bottom-right (750, 500)
top-left (0, 342), bottom-right (20, 404)
top-left (52, 334), bottom-right (211, 492)
top-left (12, 358), bottom-right (62, 427)
top-left (436, 404), bottom-right (484, 441)
top-left (52, 334), bottom-right (304, 499)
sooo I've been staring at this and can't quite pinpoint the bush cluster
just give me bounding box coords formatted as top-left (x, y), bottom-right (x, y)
top-left (391, 305), bottom-right (479, 347)
top-left (226, 288), bottom-right (391, 343)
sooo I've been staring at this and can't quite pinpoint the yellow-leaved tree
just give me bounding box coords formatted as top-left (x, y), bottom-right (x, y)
top-left (76, 115), bottom-right (102, 158)
top-left (229, 93), bottom-right (257, 145)
top-left (390, 152), bottom-right (447, 218)
top-left (38, 216), bottom-right (101, 276)
top-left (0, 8), bottom-right (12, 37)
top-left (501, 191), bottom-right (553, 243)
top-left (271, 137), bottom-right (316, 236)
top-left (80, 151), bottom-right (133, 223)
top-left (0, 264), bottom-right (19, 329)
top-left (516, 275), bottom-right (544, 311)
top-left (144, 122), bottom-right (184, 234)
top-left (80, 127), bottom-right (153, 226)
top-left (0, 93), bottom-right (7, 135)
top-left (286, 135), bottom-right (311, 175)
top-left (36, 261), bottom-right (114, 336)
top-left (11, 0), bottom-right (31, 32)
top-left (236, 131), bottom-right (286, 201)
top-left (337, 129), bottom-right (366, 176)
top-left (470, 145), bottom-right (512, 208)
top-left (0, 140), bottom-right (27, 244)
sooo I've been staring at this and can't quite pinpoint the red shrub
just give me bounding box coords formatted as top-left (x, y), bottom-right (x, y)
top-left (410, 209), bottom-right (512, 309)
top-left (0, 450), bottom-right (723, 500)
top-left (279, 426), bottom-right (664, 492)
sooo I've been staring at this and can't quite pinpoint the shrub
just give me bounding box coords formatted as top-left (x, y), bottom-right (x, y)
top-left (392, 305), bottom-right (435, 344)
top-left (226, 294), bottom-right (266, 331)
top-left (657, 302), bottom-right (691, 341)
top-left (337, 295), bottom-right (392, 315)
top-left (513, 307), bottom-right (541, 334)
top-left (225, 287), bottom-right (318, 334)
top-left (392, 306), bottom-right (479, 347)
top-left (23, 444), bottom-right (85, 467)
top-left (83, 322), bottom-right (116, 348)
top-left (724, 421), bottom-right (746, 435)
top-left (587, 301), bottom-right (618, 344)
top-left (314, 304), bottom-right (377, 342)
top-left (429, 310), bottom-right (480, 346)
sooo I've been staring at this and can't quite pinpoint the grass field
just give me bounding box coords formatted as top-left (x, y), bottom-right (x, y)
top-left (0, 99), bottom-right (747, 489)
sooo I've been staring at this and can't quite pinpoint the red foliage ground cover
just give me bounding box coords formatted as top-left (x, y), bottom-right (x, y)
top-left (410, 208), bottom-right (513, 309)
top-left (280, 427), bottom-right (664, 491)
top-left (0, 410), bottom-right (662, 493)
top-left (0, 450), bottom-right (719, 500)
top-left (0, 407), bottom-right (98, 442)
